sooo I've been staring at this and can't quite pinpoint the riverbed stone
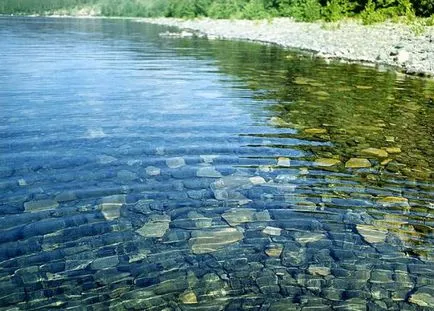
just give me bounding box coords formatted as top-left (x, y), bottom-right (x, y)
top-left (356, 224), bottom-right (387, 244)
top-left (222, 208), bottom-right (256, 226)
top-left (197, 166), bottom-right (222, 178)
top-left (24, 199), bottom-right (59, 212)
top-left (91, 255), bottom-right (119, 270)
top-left (189, 227), bottom-right (243, 254)
top-left (361, 148), bottom-right (388, 158)
top-left (180, 291), bottom-right (198, 304)
top-left (409, 288), bottom-right (434, 307)
top-left (376, 196), bottom-right (409, 207)
top-left (385, 147), bottom-right (401, 154)
top-left (314, 158), bottom-right (341, 167)
top-left (100, 195), bottom-right (126, 220)
top-left (145, 166), bottom-right (161, 176)
top-left (262, 226), bottom-right (282, 236)
top-left (166, 157), bottom-right (185, 168)
top-left (249, 176), bottom-right (266, 185)
top-left (277, 157), bottom-right (291, 167)
top-left (345, 158), bottom-right (371, 168)
top-left (304, 128), bottom-right (327, 134)
top-left (136, 214), bottom-right (170, 238)
top-left (265, 244), bottom-right (283, 257)
top-left (308, 265), bottom-right (331, 277)
top-left (117, 169), bottom-right (137, 181)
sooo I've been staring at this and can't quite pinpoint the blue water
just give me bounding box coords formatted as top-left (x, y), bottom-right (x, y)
top-left (0, 17), bottom-right (433, 310)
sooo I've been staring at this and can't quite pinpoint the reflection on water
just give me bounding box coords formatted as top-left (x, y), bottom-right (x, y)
top-left (0, 17), bottom-right (433, 310)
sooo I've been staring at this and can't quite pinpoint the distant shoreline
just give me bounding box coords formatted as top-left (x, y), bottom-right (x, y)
top-left (140, 17), bottom-right (434, 79)
top-left (3, 15), bottom-right (434, 78)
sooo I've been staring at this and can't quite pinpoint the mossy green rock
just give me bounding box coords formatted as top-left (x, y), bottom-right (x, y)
top-left (345, 158), bottom-right (371, 168)
top-left (314, 158), bottom-right (341, 167)
top-left (361, 147), bottom-right (388, 158)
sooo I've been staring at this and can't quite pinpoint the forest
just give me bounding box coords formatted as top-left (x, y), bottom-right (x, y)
top-left (0, 0), bottom-right (433, 24)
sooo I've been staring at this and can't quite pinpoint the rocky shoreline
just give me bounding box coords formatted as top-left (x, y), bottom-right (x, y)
top-left (142, 17), bottom-right (434, 78)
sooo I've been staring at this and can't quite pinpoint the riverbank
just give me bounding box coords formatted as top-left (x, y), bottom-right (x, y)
top-left (141, 17), bottom-right (434, 77)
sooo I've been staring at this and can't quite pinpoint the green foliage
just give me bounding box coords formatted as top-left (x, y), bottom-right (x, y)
top-left (208, 0), bottom-right (245, 18)
top-left (242, 0), bottom-right (270, 19)
top-left (0, 0), bottom-right (433, 23)
top-left (322, 0), bottom-right (356, 21)
top-left (280, 0), bottom-right (322, 21)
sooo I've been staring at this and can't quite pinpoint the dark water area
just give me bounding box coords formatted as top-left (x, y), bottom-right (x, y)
top-left (0, 17), bottom-right (433, 310)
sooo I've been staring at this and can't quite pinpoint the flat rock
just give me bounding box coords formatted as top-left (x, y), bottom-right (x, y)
top-left (304, 128), bottom-right (327, 134)
top-left (136, 214), bottom-right (170, 238)
top-left (145, 166), bottom-right (161, 176)
top-left (189, 227), bottom-right (243, 254)
top-left (200, 155), bottom-right (218, 164)
top-left (277, 157), bottom-right (291, 167)
top-left (356, 224), bottom-right (387, 244)
top-left (166, 157), bottom-right (185, 168)
top-left (314, 158), bottom-right (341, 167)
top-left (308, 266), bottom-right (331, 276)
top-left (385, 147), bottom-right (401, 154)
top-left (197, 166), bottom-right (222, 178)
top-left (265, 245), bottom-right (283, 257)
top-left (361, 148), bottom-right (388, 158)
top-left (222, 208), bottom-right (256, 226)
top-left (262, 226), bottom-right (282, 236)
top-left (409, 289), bottom-right (434, 307)
top-left (377, 196), bottom-right (409, 207)
top-left (180, 291), bottom-right (198, 304)
top-left (249, 176), bottom-right (266, 185)
top-left (100, 195), bottom-right (126, 220)
top-left (345, 158), bottom-right (371, 168)
top-left (117, 169), bottom-right (137, 181)
top-left (24, 199), bottom-right (59, 212)
top-left (295, 233), bottom-right (325, 244)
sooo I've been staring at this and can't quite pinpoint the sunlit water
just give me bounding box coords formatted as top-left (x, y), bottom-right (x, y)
top-left (0, 17), bottom-right (433, 310)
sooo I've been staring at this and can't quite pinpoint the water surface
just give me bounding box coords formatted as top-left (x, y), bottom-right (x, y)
top-left (0, 17), bottom-right (433, 310)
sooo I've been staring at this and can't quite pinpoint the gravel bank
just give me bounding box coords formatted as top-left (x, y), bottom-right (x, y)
top-left (142, 17), bottom-right (434, 77)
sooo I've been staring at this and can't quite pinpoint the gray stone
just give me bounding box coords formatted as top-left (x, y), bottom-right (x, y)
top-left (91, 255), bottom-right (119, 270)
top-left (197, 166), bottom-right (222, 178)
top-left (100, 195), bottom-right (126, 220)
top-left (189, 227), bottom-right (243, 254)
top-left (117, 169), bottom-right (138, 181)
top-left (145, 166), bottom-right (161, 176)
top-left (136, 214), bottom-right (170, 238)
top-left (166, 157), bottom-right (185, 168)
top-left (24, 199), bottom-right (59, 212)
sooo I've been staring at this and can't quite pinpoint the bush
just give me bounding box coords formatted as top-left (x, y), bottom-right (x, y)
top-left (208, 0), bottom-right (245, 18)
top-left (322, 0), bottom-right (356, 21)
top-left (242, 0), bottom-right (270, 19)
top-left (281, 0), bottom-right (322, 21)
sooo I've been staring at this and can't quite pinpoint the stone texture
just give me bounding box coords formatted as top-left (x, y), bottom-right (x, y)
top-left (356, 224), bottom-right (387, 244)
top-left (361, 148), bottom-right (388, 158)
top-left (100, 195), bottom-right (126, 220)
top-left (189, 227), bottom-right (243, 254)
top-left (314, 158), bottom-right (341, 167)
top-left (136, 214), bottom-right (170, 238)
top-left (166, 157), bottom-right (186, 168)
top-left (24, 199), bottom-right (59, 212)
top-left (345, 158), bottom-right (371, 168)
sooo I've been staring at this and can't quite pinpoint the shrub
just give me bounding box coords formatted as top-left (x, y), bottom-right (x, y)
top-left (281, 0), bottom-right (322, 21)
top-left (322, 0), bottom-right (356, 22)
top-left (242, 0), bottom-right (270, 19)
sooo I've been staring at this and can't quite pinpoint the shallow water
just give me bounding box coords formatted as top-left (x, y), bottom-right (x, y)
top-left (0, 17), bottom-right (433, 310)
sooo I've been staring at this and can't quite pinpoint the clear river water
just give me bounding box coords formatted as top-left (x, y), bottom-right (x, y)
top-left (0, 17), bottom-right (433, 310)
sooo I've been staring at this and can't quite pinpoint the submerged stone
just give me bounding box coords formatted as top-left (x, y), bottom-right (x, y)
top-left (180, 291), bottom-right (198, 304)
top-left (197, 166), bottom-right (222, 178)
top-left (189, 227), bottom-right (243, 254)
top-left (385, 147), bottom-right (401, 154)
top-left (249, 176), bottom-right (266, 185)
top-left (308, 266), bottom-right (331, 277)
top-left (314, 158), bottom-right (341, 167)
top-left (100, 195), bottom-right (126, 220)
top-left (262, 226), bottom-right (282, 236)
top-left (356, 224), bottom-right (387, 244)
top-left (377, 196), bottom-right (409, 207)
top-left (24, 199), bottom-right (59, 212)
top-left (277, 157), bottom-right (291, 167)
top-left (222, 208), bottom-right (256, 226)
top-left (265, 244), bottom-right (283, 257)
top-left (200, 155), bottom-right (218, 164)
top-left (117, 169), bottom-right (137, 181)
top-left (166, 157), bottom-right (185, 168)
top-left (361, 148), bottom-right (388, 158)
top-left (409, 289), bottom-right (434, 307)
top-left (345, 158), bottom-right (371, 168)
top-left (145, 166), bottom-right (161, 176)
top-left (136, 214), bottom-right (170, 238)
top-left (304, 128), bottom-right (327, 134)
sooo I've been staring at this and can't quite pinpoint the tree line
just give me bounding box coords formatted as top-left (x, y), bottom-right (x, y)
top-left (1, 0), bottom-right (433, 23)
